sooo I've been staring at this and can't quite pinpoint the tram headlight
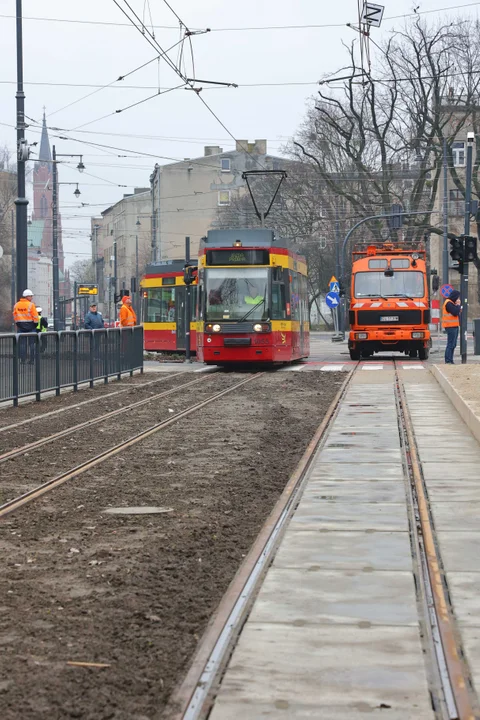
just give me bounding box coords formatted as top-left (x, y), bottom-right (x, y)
top-left (253, 324), bottom-right (262, 332)
top-left (212, 324), bottom-right (221, 333)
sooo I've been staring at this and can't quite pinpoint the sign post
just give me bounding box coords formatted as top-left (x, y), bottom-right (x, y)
top-left (328, 276), bottom-right (343, 342)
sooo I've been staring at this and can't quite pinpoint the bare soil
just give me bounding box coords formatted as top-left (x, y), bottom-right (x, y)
top-left (0, 370), bottom-right (344, 720)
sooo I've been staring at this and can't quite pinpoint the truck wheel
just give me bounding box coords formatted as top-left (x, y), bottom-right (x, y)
top-left (349, 348), bottom-right (361, 361)
top-left (419, 347), bottom-right (429, 360)
top-left (409, 349), bottom-right (418, 358)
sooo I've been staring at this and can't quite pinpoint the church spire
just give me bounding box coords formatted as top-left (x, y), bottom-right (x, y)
top-left (38, 111), bottom-right (52, 167)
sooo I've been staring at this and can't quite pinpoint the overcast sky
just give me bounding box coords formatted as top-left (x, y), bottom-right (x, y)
top-left (2, 0), bottom-right (479, 266)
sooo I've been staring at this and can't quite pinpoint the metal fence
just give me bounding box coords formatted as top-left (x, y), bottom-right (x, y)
top-left (0, 326), bottom-right (144, 407)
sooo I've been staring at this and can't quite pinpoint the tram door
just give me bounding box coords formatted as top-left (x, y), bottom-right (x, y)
top-left (176, 286), bottom-right (186, 351)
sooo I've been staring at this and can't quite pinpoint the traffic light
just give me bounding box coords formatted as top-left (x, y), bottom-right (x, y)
top-left (449, 236), bottom-right (463, 262)
top-left (463, 235), bottom-right (477, 262)
top-left (114, 293), bottom-right (122, 304)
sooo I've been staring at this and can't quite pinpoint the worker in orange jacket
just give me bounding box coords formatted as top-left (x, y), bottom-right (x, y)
top-left (119, 295), bottom-right (137, 327)
top-left (13, 289), bottom-right (39, 362)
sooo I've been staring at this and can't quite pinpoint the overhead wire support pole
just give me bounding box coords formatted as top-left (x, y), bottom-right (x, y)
top-left (15, 0), bottom-right (29, 295)
top-left (52, 146), bottom-right (60, 331)
top-left (461, 133), bottom-right (474, 364)
top-left (443, 138), bottom-right (449, 288)
top-left (184, 236), bottom-right (192, 363)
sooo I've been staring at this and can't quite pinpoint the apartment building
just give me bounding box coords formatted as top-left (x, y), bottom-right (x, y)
top-left (91, 189), bottom-right (152, 318)
top-left (149, 140), bottom-right (287, 261)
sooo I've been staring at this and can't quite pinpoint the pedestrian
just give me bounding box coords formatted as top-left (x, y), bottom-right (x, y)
top-left (13, 290), bottom-right (39, 363)
top-left (84, 303), bottom-right (105, 330)
top-left (84, 303), bottom-right (105, 361)
top-left (119, 295), bottom-right (137, 327)
top-left (442, 289), bottom-right (461, 364)
top-left (35, 307), bottom-right (48, 353)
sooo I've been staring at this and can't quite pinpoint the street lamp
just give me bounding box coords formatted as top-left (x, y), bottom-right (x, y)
top-left (51, 145), bottom-right (86, 330)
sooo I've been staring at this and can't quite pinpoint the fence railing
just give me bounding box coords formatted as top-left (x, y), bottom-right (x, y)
top-left (0, 326), bottom-right (144, 407)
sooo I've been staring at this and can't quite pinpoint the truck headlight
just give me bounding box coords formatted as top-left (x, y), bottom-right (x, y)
top-left (412, 331), bottom-right (424, 338)
top-left (356, 332), bottom-right (368, 340)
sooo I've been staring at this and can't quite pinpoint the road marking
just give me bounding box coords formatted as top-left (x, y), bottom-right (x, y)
top-left (282, 364), bottom-right (306, 371)
top-left (194, 366), bottom-right (217, 373)
top-left (321, 364), bottom-right (345, 372)
top-left (362, 364), bottom-right (384, 370)
top-left (402, 364), bottom-right (425, 370)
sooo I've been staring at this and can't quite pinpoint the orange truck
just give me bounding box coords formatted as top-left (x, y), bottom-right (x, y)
top-left (348, 243), bottom-right (431, 360)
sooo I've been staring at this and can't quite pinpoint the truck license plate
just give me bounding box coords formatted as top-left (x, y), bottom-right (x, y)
top-left (380, 316), bottom-right (399, 322)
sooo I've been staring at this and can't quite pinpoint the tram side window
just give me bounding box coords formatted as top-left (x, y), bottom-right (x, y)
top-left (145, 287), bottom-right (176, 322)
top-left (290, 272), bottom-right (300, 321)
top-left (271, 283), bottom-right (286, 319)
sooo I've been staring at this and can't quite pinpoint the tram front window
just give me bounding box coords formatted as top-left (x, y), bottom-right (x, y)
top-left (205, 268), bottom-right (268, 320)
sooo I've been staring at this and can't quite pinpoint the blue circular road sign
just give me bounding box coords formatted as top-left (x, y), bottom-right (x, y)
top-left (441, 284), bottom-right (454, 298)
top-left (326, 291), bottom-right (340, 309)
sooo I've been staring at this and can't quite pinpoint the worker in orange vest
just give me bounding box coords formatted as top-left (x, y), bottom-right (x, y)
top-left (119, 295), bottom-right (137, 327)
top-left (13, 289), bottom-right (39, 363)
top-left (442, 289), bottom-right (461, 364)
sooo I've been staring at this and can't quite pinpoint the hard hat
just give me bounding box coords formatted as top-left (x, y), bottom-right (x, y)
top-left (36, 307), bottom-right (43, 313)
top-left (23, 289), bottom-right (33, 297)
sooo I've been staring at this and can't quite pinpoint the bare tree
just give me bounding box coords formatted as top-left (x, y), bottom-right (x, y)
top-left (69, 258), bottom-right (96, 284)
top-left (292, 18), bottom-right (480, 254)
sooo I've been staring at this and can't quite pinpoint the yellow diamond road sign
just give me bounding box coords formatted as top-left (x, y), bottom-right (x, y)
top-left (77, 285), bottom-right (98, 295)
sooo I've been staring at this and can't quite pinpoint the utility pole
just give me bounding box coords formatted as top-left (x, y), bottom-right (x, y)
top-left (461, 132), bottom-right (474, 364)
top-left (52, 146), bottom-right (60, 330)
top-left (15, 0), bottom-right (29, 295)
top-left (184, 236), bottom-right (192, 363)
top-left (11, 210), bottom-right (16, 329)
top-left (442, 138), bottom-right (449, 288)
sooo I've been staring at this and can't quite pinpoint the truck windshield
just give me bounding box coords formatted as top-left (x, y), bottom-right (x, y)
top-left (205, 267), bottom-right (268, 320)
top-left (354, 271), bottom-right (425, 299)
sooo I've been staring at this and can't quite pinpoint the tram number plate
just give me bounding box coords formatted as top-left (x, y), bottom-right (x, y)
top-left (380, 316), bottom-right (399, 322)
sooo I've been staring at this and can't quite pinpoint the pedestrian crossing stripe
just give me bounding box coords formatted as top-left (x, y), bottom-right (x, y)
top-left (321, 364), bottom-right (345, 372)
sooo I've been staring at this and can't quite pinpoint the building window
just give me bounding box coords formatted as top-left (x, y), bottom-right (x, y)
top-left (449, 188), bottom-right (464, 216)
top-left (221, 158), bottom-right (231, 172)
top-left (218, 190), bottom-right (231, 206)
top-left (452, 141), bottom-right (465, 167)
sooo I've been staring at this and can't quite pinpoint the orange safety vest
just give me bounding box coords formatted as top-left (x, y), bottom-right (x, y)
top-left (13, 299), bottom-right (39, 324)
top-left (442, 299), bottom-right (460, 328)
top-left (119, 304), bottom-right (137, 327)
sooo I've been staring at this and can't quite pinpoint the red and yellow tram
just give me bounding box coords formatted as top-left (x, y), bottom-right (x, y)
top-left (141, 260), bottom-right (197, 352)
top-left (196, 229), bottom-right (309, 365)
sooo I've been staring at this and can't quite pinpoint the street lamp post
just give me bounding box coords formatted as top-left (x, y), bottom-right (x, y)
top-left (15, 0), bottom-right (29, 295)
top-left (52, 146), bottom-right (85, 330)
top-left (135, 218), bottom-right (141, 318)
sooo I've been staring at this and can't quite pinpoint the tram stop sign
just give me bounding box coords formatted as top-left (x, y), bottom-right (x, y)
top-left (440, 283), bottom-right (454, 298)
top-left (326, 291), bottom-right (340, 309)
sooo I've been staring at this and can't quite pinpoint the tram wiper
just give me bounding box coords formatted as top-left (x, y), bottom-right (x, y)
top-left (237, 298), bottom-right (265, 323)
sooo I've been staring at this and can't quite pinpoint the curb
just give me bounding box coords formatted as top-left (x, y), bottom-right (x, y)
top-left (431, 364), bottom-right (480, 444)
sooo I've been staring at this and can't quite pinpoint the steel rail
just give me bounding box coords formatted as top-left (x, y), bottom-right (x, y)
top-left (395, 364), bottom-right (478, 720)
top-left (165, 366), bottom-right (356, 720)
top-left (0, 375), bottom-right (208, 464)
top-left (0, 371), bottom-right (186, 434)
top-left (0, 373), bottom-right (263, 519)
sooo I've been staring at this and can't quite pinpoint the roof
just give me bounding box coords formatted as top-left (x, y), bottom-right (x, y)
top-left (27, 219), bottom-right (45, 248)
top-left (202, 228), bottom-right (291, 249)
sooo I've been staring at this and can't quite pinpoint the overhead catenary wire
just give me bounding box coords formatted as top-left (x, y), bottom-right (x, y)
top-left (2, 3), bottom-right (480, 31)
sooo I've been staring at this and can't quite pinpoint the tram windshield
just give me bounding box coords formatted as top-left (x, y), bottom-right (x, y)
top-left (205, 268), bottom-right (268, 320)
top-left (354, 271), bottom-right (425, 299)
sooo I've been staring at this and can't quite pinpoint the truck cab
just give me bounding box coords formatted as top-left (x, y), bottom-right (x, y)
top-left (348, 243), bottom-right (431, 361)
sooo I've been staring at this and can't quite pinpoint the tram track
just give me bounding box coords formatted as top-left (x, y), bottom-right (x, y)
top-left (164, 365), bottom-right (356, 720)
top-left (0, 375), bottom-right (209, 465)
top-left (0, 371), bottom-right (187, 434)
top-left (165, 360), bottom-right (479, 720)
top-left (0, 373), bottom-right (263, 519)
top-left (394, 361), bottom-right (478, 720)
